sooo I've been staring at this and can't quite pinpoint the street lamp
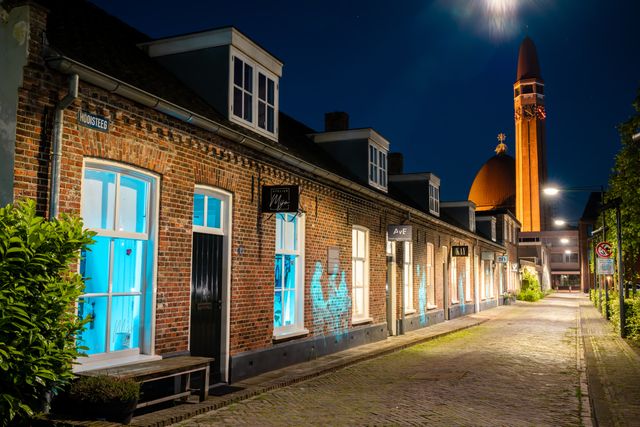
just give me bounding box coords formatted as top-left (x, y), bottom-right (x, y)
top-left (543, 185), bottom-right (626, 337)
top-left (554, 219), bottom-right (566, 226)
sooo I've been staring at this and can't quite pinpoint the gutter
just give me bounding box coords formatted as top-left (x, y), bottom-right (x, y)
top-left (49, 73), bottom-right (78, 218)
top-left (45, 54), bottom-right (503, 250)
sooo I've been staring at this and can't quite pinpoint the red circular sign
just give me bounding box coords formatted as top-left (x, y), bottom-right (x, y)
top-left (596, 242), bottom-right (613, 258)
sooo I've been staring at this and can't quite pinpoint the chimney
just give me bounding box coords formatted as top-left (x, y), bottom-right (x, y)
top-left (388, 152), bottom-right (403, 175)
top-left (324, 112), bottom-right (349, 132)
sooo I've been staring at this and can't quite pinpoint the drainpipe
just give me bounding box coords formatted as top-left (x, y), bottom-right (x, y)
top-left (49, 74), bottom-right (78, 219)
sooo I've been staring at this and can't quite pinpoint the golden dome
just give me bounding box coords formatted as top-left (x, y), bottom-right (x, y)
top-left (468, 147), bottom-right (515, 211)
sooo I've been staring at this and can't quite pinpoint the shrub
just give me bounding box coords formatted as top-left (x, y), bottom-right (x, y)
top-left (69, 375), bottom-right (140, 403)
top-left (0, 200), bottom-right (94, 425)
top-left (517, 270), bottom-right (544, 302)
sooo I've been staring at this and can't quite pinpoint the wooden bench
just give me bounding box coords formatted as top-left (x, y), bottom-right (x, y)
top-left (78, 356), bottom-right (214, 409)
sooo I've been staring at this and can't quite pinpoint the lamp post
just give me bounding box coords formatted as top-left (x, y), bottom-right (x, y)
top-left (544, 185), bottom-right (626, 337)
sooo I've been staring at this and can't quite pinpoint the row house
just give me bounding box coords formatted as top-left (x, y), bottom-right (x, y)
top-left (1, 0), bottom-right (507, 384)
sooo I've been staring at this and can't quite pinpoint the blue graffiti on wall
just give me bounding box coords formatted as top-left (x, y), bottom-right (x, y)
top-left (311, 262), bottom-right (351, 340)
top-left (417, 265), bottom-right (427, 326)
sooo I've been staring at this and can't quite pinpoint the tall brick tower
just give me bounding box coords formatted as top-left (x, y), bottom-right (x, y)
top-left (514, 36), bottom-right (547, 232)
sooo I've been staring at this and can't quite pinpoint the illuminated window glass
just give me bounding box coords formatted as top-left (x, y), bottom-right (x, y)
top-left (274, 213), bottom-right (304, 335)
top-left (79, 164), bottom-right (155, 357)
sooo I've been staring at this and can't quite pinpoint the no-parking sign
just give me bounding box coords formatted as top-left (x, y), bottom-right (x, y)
top-left (596, 242), bottom-right (613, 259)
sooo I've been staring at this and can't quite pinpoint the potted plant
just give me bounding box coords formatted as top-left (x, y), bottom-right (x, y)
top-left (68, 375), bottom-right (140, 424)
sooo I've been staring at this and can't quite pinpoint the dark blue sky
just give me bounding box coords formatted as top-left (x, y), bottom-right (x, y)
top-left (91, 0), bottom-right (640, 221)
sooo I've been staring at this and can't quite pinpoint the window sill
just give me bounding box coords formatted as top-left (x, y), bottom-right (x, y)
top-left (352, 317), bottom-right (373, 326)
top-left (404, 309), bottom-right (416, 315)
top-left (427, 304), bottom-right (438, 310)
top-left (273, 328), bottom-right (309, 343)
top-left (73, 353), bottom-right (162, 373)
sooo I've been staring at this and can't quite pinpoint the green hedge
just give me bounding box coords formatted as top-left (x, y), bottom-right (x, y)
top-left (517, 270), bottom-right (544, 302)
top-left (592, 288), bottom-right (640, 342)
top-left (0, 200), bottom-right (94, 425)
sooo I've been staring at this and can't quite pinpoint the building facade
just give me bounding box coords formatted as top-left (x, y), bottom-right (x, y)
top-left (2, 0), bottom-right (506, 384)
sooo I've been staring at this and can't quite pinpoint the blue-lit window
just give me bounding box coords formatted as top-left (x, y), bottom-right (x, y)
top-left (79, 164), bottom-right (155, 357)
top-left (274, 213), bottom-right (304, 335)
top-left (193, 191), bottom-right (222, 233)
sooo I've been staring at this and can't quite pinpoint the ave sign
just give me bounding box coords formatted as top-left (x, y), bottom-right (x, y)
top-left (596, 242), bottom-right (613, 259)
top-left (387, 225), bottom-right (412, 241)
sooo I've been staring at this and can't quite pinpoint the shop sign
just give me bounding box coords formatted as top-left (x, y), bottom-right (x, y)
top-left (597, 258), bottom-right (615, 275)
top-left (261, 185), bottom-right (299, 213)
top-left (451, 246), bottom-right (469, 257)
top-left (496, 255), bottom-right (508, 263)
top-left (511, 263), bottom-right (519, 272)
top-left (481, 251), bottom-right (495, 261)
top-left (78, 110), bottom-right (109, 132)
top-left (387, 225), bottom-right (413, 241)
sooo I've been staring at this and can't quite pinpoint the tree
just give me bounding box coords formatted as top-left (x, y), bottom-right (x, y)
top-left (605, 89), bottom-right (640, 287)
top-left (0, 200), bottom-right (94, 425)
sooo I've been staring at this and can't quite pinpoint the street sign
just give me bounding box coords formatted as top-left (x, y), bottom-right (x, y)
top-left (596, 242), bottom-right (613, 258)
top-left (597, 258), bottom-right (615, 275)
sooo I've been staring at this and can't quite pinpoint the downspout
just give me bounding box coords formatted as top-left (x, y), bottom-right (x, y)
top-left (49, 74), bottom-right (78, 219)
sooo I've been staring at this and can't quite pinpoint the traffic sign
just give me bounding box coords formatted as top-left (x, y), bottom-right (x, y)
top-left (596, 242), bottom-right (613, 258)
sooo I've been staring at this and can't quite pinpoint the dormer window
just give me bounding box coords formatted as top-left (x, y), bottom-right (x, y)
top-left (369, 143), bottom-right (387, 191)
top-left (231, 53), bottom-right (278, 137)
top-left (429, 182), bottom-right (439, 216)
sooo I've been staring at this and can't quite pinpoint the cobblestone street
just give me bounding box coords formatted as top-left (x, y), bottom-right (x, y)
top-left (176, 294), bottom-right (581, 426)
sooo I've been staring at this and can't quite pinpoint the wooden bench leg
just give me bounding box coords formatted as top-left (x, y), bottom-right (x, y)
top-left (200, 365), bottom-right (210, 402)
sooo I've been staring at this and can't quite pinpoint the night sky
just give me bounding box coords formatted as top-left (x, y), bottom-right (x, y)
top-left (90, 0), bottom-right (640, 221)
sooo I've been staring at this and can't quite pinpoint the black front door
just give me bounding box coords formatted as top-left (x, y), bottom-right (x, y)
top-left (190, 232), bottom-right (223, 383)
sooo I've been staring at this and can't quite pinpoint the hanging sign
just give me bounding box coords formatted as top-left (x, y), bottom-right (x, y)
top-left (77, 111), bottom-right (109, 132)
top-left (481, 251), bottom-right (495, 261)
top-left (261, 185), bottom-right (299, 213)
top-left (327, 246), bottom-right (340, 273)
top-left (511, 263), bottom-right (519, 272)
top-left (387, 225), bottom-right (413, 241)
top-left (452, 246), bottom-right (469, 257)
top-left (597, 258), bottom-right (615, 275)
top-left (595, 242), bottom-right (613, 259)
top-left (496, 255), bottom-right (508, 263)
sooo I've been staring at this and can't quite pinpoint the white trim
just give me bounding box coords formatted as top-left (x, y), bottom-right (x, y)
top-left (189, 185), bottom-right (233, 383)
top-left (351, 226), bottom-right (370, 321)
top-left (79, 158), bottom-right (159, 363)
top-left (403, 241), bottom-right (414, 311)
top-left (352, 317), bottom-right (373, 326)
top-left (308, 128), bottom-right (391, 151)
top-left (141, 27), bottom-right (283, 76)
top-left (228, 48), bottom-right (279, 141)
top-left (273, 213), bottom-right (306, 338)
top-left (272, 328), bottom-right (309, 342)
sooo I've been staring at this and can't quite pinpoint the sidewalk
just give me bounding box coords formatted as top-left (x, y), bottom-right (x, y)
top-left (579, 296), bottom-right (640, 427)
top-left (126, 306), bottom-right (511, 427)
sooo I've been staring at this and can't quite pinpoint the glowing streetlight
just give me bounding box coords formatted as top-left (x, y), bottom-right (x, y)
top-left (560, 238), bottom-right (569, 244)
top-left (543, 187), bottom-right (559, 196)
top-left (554, 219), bottom-right (566, 226)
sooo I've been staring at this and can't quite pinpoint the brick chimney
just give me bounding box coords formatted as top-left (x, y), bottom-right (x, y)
top-left (388, 152), bottom-right (403, 175)
top-left (324, 112), bottom-right (349, 132)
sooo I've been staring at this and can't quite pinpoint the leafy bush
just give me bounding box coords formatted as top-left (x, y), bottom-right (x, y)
top-left (607, 291), bottom-right (640, 342)
top-left (0, 200), bottom-right (94, 425)
top-left (69, 375), bottom-right (140, 403)
top-left (517, 270), bottom-right (544, 302)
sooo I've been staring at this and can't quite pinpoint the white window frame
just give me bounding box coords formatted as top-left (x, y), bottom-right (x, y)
top-left (76, 159), bottom-right (159, 369)
top-left (352, 226), bottom-right (370, 322)
top-left (464, 256), bottom-right (472, 302)
top-left (368, 142), bottom-right (387, 191)
top-left (450, 256), bottom-right (459, 303)
top-left (229, 49), bottom-right (279, 140)
top-left (429, 183), bottom-right (440, 215)
top-left (426, 243), bottom-right (436, 309)
top-left (273, 213), bottom-right (306, 338)
top-left (403, 241), bottom-right (414, 313)
top-left (192, 189), bottom-right (225, 236)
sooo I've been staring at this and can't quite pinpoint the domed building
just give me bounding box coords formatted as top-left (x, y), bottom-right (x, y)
top-left (468, 142), bottom-right (515, 212)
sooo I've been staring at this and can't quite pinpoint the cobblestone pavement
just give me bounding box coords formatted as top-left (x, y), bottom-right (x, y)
top-left (176, 294), bottom-right (582, 427)
top-left (580, 297), bottom-right (640, 427)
